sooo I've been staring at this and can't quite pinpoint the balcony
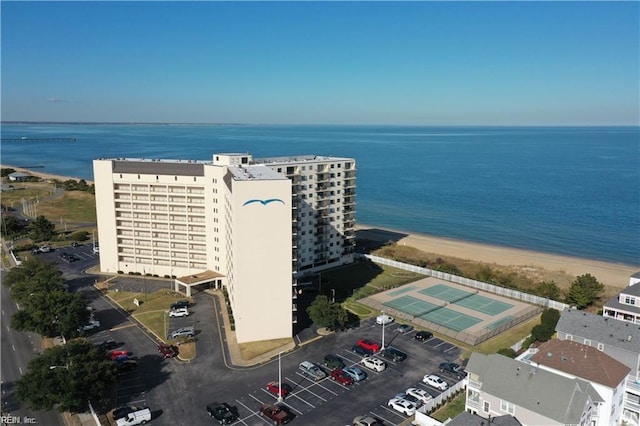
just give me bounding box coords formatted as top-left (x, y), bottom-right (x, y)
top-left (627, 375), bottom-right (640, 394)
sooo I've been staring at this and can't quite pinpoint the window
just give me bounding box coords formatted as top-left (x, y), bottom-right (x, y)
top-left (566, 334), bottom-right (573, 341)
top-left (483, 401), bottom-right (490, 413)
top-left (597, 343), bottom-right (604, 351)
top-left (500, 400), bottom-right (515, 415)
top-left (584, 339), bottom-right (591, 346)
top-left (624, 296), bottom-right (636, 305)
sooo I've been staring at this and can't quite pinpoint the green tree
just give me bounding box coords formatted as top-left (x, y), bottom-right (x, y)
top-left (497, 348), bottom-right (516, 358)
top-left (4, 258), bottom-right (65, 302)
top-left (16, 339), bottom-right (117, 413)
top-left (28, 215), bottom-right (55, 242)
top-left (565, 274), bottom-right (604, 309)
top-left (1, 167), bottom-right (16, 177)
top-left (306, 295), bottom-right (349, 330)
top-left (540, 308), bottom-right (561, 328)
top-left (1, 214), bottom-right (24, 238)
top-left (536, 281), bottom-right (562, 299)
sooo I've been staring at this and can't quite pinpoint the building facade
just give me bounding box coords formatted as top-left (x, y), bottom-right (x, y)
top-left (93, 153), bottom-right (356, 343)
top-left (603, 272), bottom-right (640, 325)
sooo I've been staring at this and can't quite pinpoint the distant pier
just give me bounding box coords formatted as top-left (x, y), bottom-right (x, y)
top-left (1, 137), bottom-right (77, 142)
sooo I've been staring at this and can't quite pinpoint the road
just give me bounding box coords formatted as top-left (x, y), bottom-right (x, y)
top-left (0, 271), bottom-right (64, 426)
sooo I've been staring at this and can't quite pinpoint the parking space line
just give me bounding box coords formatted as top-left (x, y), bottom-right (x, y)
top-left (248, 393), bottom-right (269, 406)
top-left (294, 384), bottom-right (327, 403)
top-left (236, 398), bottom-right (262, 424)
top-left (373, 409), bottom-right (401, 426)
top-left (307, 380), bottom-right (338, 396)
top-left (379, 404), bottom-right (409, 421)
top-left (433, 340), bottom-right (449, 348)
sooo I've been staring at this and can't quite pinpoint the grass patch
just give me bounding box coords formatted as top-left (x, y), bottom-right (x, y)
top-left (238, 338), bottom-right (293, 360)
top-left (430, 392), bottom-right (466, 422)
top-left (463, 313), bottom-right (541, 359)
top-left (134, 311), bottom-right (167, 340)
top-left (36, 191), bottom-right (97, 223)
top-left (343, 301), bottom-right (372, 317)
top-left (0, 182), bottom-right (55, 207)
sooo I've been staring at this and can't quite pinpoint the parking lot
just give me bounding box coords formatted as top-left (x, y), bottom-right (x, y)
top-left (44, 245), bottom-right (465, 425)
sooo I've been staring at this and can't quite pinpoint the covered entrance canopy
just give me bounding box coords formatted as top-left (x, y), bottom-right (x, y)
top-left (175, 270), bottom-right (225, 296)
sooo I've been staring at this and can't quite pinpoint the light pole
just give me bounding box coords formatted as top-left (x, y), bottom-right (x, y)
top-left (49, 365), bottom-right (69, 370)
top-left (92, 229), bottom-right (96, 253)
top-left (381, 311), bottom-right (386, 350)
top-left (331, 289), bottom-right (335, 303)
top-left (277, 351), bottom-right (284, 403)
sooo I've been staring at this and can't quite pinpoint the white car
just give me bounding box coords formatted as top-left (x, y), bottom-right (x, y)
top-left (169, 307), bottom-right (189, 318)
top-left (406, 387), bottom-right (433, 404)
top-left (81, 320), bottom-right (100, 331)
top-left (423, 374), bottom-right (448, 390)
top-left (376, 314), bottom-right (394, 325)
top-left (361, 357), bottom-right (386, 372)
top-left (387, 397), bottom-right (416, 416)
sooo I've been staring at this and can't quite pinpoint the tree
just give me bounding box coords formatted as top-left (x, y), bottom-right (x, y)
top-left (497, 348), bottom-right (516, 358)
top-left (16, 339), bottom-right (117, 413)
top-left (28, 215), bottom-right (55, 242)
top-left (540, 307), bottom-right (560, 328)
top-left (306, 295), bottom-right (349, 330)
top-left (4, 258), bottom-right (90, 337)
top-left (536, 280), bottom-right (562, 299)
top-left (1, 214), bottom-right (25, 238)
top-left (565, 274), bottom-right (604, 309)
top-left (1, 167), bottom-right (16, 177)
top-left (530, 308), bottom-right (561, 343)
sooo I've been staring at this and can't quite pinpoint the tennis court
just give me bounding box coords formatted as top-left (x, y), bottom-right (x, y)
top-left (362, 275), bottom-right (540, 345)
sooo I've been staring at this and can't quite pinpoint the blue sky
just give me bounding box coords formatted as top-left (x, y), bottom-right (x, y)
top-left (1, 1), bottom-right (638, 125)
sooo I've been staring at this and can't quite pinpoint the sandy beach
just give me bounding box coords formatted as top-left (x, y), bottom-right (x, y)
top-left (356, 224), bottom-right (639, 290)
top-left (0, 164), bottom-right (94, 184)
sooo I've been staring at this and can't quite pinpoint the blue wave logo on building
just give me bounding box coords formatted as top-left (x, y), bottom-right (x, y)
top-left (242, 198), bottom-right (285, 206)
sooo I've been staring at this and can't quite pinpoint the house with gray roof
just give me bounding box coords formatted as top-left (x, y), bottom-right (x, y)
top-left (556, 308), bottom-right (640, 425)
top-left (603, 272), bottom-right (640, 325)
top-left (528, 339), bottom-right (630, 425)
top-left (465, 352), bottom-right (602, 425)
top-left (7, 171), bottom-right (31, 181)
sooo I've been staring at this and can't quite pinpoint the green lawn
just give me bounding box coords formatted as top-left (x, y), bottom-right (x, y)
top-left (430, 392), bottom-right (466, 422)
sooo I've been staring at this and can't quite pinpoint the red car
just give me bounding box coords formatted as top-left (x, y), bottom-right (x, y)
top-left (259, 404), bottom-right (293, 424)
top-left (357, 339), bottom-right (381, 353)
top-left (266, 381), bottom-right (292, 398)
top-left (330, 368), bottom-right (354, 386)
top-left (158, 344), bottom-right (178, 359)
top-left (108, 350), bottom-right (130, 360)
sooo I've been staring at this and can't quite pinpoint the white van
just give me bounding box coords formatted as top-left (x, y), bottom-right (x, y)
top-left (116, 408), bottom-right (151, 425)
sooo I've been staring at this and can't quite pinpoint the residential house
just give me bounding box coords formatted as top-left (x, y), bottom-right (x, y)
top-left (603, 272), bottom-right (640, 325)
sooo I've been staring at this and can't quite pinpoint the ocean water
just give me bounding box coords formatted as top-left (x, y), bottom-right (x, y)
top-left (1, 124), bottom-right (638, 265)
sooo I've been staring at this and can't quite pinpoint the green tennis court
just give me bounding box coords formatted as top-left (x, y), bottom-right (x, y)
top-left (419, 307), bottom-right (482, 332)
top-left (383, 295), bottom-right (440, 317)
top-left (419, 284), bottom-right (472, 302)
top-left (455, 294), bottom-right (514, 316)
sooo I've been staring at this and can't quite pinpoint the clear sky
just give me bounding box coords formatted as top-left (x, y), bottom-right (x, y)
top-left (1, 1), bottom-right (638, 125)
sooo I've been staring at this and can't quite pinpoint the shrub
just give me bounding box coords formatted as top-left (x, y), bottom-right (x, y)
top-left (497, 348), bottom-right (516, 358)
top-left (117, 271), bottom-right (123, 274)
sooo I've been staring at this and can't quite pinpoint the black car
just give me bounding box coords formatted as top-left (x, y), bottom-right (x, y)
top-left (439, 362), bottom-right (466, 379)
top-left (117, 360), bottom-right (138, 372)
top-left (97, 340), bottom-right (119, 351)
top-left (170, 300), bottom-right (190, 310)
top-left (414, 330), bottom-right (433, 341)
top-left (323, 354), bottom-right (345, 369)
top-left (207, 402), bottom-right (237, 425)
top-left (380, 347), bottom-right (407, 362)
top-left (352, 345), bottom-right (373, 357)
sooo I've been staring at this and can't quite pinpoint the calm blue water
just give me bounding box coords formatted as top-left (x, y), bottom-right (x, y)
top-left (2, 124), bottom-right (639, 265)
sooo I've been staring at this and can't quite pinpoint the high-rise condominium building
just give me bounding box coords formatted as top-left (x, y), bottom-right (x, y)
top-left (93, 153), bottom-right (356, 342)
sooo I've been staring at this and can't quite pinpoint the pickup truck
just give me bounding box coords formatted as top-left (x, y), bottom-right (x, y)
top-left (259, 404), bottom-right (293, 424)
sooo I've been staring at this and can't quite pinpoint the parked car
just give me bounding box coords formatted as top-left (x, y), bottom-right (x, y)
top-left (266, 381), bottom-right (292, 397)
top-left (352, 345), bottom-right (373, 357)
top-left (169, 307), bottom-right (189, 317)
top-left (117, 360), bottom-right (138, 373)
top-left (259, 404), bottom-right (293, 424)
top-left (108, 350), bottom-right (130, 360)
top-left (361, 357), bottom-right (386, 372)
top-left (323, 354), bottom-right (345, 369)
top-left (439, 362), bottom-right (466, 379)
top-left (206, 402), bottom-right (237, 425)
top-left (395, 391), bottom-right (422, 407)
top-left (97, 340), bottom-right (118, 351)
top-left (299, 361), bottom-right (326, 380)
top-left (353, 416), bottom-right (381, 426)
top-left (81, 319), bottom-right (100, 331)
top-left (39, 245), bottom-right (52, 253)
top-left (396, 324), bottom-right (414, 334)
top-left (330, 368), bottom-right (354, 386)
top-left (406, 387), bottom-right (433, 404)
top-left (170, 300), bottom-right (190, 310)
top-left (113, 406), bottom-right (144, 421)
top-left (170, 326), bottom-right (194, 339)
top-left (423, 374), bottom-right (448, 390)
top-left (357, 339), bottom-right (381, 353)
top-left (343, 366), bottom-right (367, 382)
top-left (387, 397), bottom-right (417, 416)
top-left (380, 347), bottom-right (407, 362)
top-left (414, 330), bottom-right (433, 341)
top-left (376, 314), bottom-right (394, 325)
top-left (115, 407), bottom-right (150, 426)
top-left (158, 344), bottom-right (178, 359)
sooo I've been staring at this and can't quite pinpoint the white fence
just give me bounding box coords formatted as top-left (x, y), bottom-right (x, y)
top-left (358, 254), bottom-right (569, 311)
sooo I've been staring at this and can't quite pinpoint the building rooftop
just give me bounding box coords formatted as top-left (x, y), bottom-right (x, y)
top-left (467, 353), bottom-right (602, 425)
top-left (531, 339), bottom-right (630, 388)
top-left (448, 412), bottom-right (522, 426)
top-left (227, 164), bottom-right (287, 181)
top-left (254, 154), bottom-right (353, 165)
top-left (556, 308), bottom-right (640, 353)
top-left (604, 294), bottom-right (640, 315)
top-left (109, 158), bottom-right (208, 176)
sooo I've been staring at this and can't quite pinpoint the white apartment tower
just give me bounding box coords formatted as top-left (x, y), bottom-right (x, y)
top-left (93, 153), bottom-right (356, 343)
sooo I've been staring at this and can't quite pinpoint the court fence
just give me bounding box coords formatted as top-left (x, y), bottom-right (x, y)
top-left (357, 254), bottom-right (569, 346)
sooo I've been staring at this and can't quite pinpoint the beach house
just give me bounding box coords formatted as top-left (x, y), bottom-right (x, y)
top-left (603, 272), bottom-right (640, 325)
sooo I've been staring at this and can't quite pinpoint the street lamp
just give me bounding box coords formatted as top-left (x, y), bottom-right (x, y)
top-left (277, 351), bottom-right (284, 403)
top-left (331, 289), bottom-right (335, 303)
top-left (381, 311), bottom-right (386, 350)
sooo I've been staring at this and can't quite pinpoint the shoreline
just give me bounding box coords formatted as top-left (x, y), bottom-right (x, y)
top-left (355, 223), bottom-right (639, 289)
top-left (3, 164), bottom-right (636, 288)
